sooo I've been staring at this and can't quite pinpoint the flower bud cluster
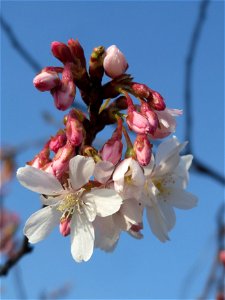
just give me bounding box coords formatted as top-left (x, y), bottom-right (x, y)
top-left (17, 39), bottom-right (197, 263)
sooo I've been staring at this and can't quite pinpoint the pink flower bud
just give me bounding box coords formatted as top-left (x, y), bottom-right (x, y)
top-left (33, 70), bottom-right (60, 92)
top-left (51, 41), bottom-right (73, 64)
top-left (134, 134), bottom-right (152, 166)
top-left (68, 38), bottom-right (86, 68)
top-left (219, 250), bottom-right (225, 267)
top-left (103, 45), bottom-right (128, 78)
top-left (49, 130), bottom-right (67, 153)
top-left (147, 89), bottom-right (166, 111)
top-left (52, 63), bottom-right (76, 111)
top-left (52, 81), bottom-right (76, 111)
top-left (45, 141), bottom-right (75, 179)
top-left (126, 108), bottom-right (150, 135)
top-left (65, 112), bottom-right (84, 147)
top-left (59, 218), bottom-right (71, 237)
top-left (140, 102), bottom-right (159, 134)
top-left (100, 128), bottom-right (123, 166)
top-left (129, 83), bottom-right (150, 98)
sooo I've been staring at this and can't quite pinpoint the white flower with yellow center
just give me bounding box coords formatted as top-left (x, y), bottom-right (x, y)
top-left (17, 155), bottom-right (123, 262)
top-left (142, 136), bottom-right (198, 242)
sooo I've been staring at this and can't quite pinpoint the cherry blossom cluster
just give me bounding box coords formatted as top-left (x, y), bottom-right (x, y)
top-left (17, 39), bottom-right (197, 262)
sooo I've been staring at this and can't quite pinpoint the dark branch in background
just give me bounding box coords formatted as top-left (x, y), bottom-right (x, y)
top-left (0, 237), bottom-right (32, 276)
top-left (184, 0), bottom-right (210, 153)
top-left (0, 15), bottom-right (42, 72)
top-left (183, 0), bottom-right (225, 185)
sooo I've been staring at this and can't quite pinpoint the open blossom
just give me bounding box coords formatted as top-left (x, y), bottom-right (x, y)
top-left (103, 45), bottom-right (128, 78)
top-left (93, 160), bottom-right (144, 251)
top-left (17, 155), bottom-right (123, 262)
top-left (142, 136), bottom-right (198, 242)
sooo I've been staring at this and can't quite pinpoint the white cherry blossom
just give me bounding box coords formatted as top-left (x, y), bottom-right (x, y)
top-left (17, 155), bottom-right (123, 262)
top-left (142, 136), bottom-right (198, 242)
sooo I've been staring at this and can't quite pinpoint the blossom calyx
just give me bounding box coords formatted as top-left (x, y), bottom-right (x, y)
top-left (134, 134), bottom-right (152, 166)
top-left (103, 45), bottom-right (128, 79)
top-left (33, 69), bottom-right (61, 92)
top-left (89, 46), bottom-right (105, 83)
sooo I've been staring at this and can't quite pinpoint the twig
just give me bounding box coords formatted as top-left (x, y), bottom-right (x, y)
top-left (0, 15), bottom-right (42, 72)
top-left (184, 0), bottom-right (210, 153)
top-left (0, 236), bottom-right (33, 276)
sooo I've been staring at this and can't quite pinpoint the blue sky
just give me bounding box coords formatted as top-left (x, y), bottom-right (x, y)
top-left (1, 1), bottom-right (224, 299)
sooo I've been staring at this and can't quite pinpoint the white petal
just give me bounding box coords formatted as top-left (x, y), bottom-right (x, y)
top-left (94, 161), bottom-right (114, 184)
top-left (166, 188), bottom-right (198, 209)
top-left (17, 166), bottom-right (63, 195)
top-left (113, 158), bottom-right (132, 181)
top-left (70, 213), bottom-right (94, 262)
top-left (155, 136), bottom-right (180, 164)
top-left (146, 205), bottom-right (170, 242)
top-left (24, 206), bottom-right (61, 243)
top-left (82, 189), bottom-right (123, 217)
top-left (173, 155), bottom-right (193, 188)
top-left (130, 159), bottom-right (145, 186)
top-left (93, 216), bottom-right (120, 252)
top-left (143, 154), bottom-right (155, 176)
top-left (158, 200), bottom-right (176, 231)
top-left (69, 155), bottom-right (95, 190)
top-left (155, 140), bottom-right (188, 176)
top-left (121, 198), bottom-right (143, 226)
top-left (82, 198), bottom-right (97, 222)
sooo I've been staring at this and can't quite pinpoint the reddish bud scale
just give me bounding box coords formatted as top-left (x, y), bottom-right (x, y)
top-left (27, 143), bottom-right (50, 169)
top-left (51, 41), bottom-right (73, 64)
top-left (49, 130), bottom-right (67, 153)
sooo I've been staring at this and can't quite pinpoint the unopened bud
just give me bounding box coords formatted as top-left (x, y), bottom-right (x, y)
top-left (141, 102), bottom-right (159, 134)
top-left (33, 70), bottom-right (60, 92)
top-left (51, 41), bottom-right (73, 64)
top-left (100, 120), bottom-right (123, 165)
top-left (52, 63), bottom-right (76, 111)
top-left (147, 89), bottom-right (166, 111)
top-left (126, 108), bottom-right (150, 135)
top-left (219, 250), bottom-right (225, 267)
top-left (65, 112), bottom-right (84, 147)
top-left (134, 134), bottom-right (152, 166)
top-left (103, 45), bottom-right (128, 78)
top-left (52, 81), bottom-right (76, 111)
top-left (68, 38), bottom-right (86, 68)
top-left (129, 82), bottom-right (150, 99)
top-left (50, 141), bottom-right (75, 179)
top-left (59, 218), bottom-right (71, 237)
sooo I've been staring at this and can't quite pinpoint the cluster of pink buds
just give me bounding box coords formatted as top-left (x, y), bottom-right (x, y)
top-left (17, 39), bottom-right (197, 263)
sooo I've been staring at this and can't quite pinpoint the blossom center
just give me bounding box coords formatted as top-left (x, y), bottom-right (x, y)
top-left (57, 189), bottom-right (85, 218)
